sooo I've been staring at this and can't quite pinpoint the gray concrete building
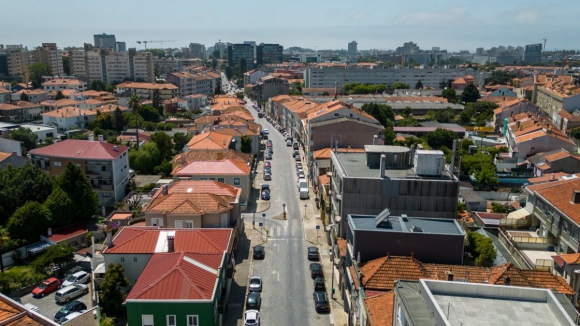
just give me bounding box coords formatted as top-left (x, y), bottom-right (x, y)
top-left (329, 145), bottom-right (459, 237)
top-left (94, 33), bottom-right (116, 50)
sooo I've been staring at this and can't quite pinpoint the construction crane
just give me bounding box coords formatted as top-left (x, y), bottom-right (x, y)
top-left (136, 40), bottom-right (175, 49)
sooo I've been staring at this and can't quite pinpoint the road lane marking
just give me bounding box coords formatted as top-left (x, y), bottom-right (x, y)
top-left (273, 243), bottom-right (280, 252)
top-left (272, 270), bottom-right (279, 281)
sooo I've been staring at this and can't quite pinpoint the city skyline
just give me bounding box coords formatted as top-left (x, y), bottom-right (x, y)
top-left (1, 0), bottom-right (579, 52)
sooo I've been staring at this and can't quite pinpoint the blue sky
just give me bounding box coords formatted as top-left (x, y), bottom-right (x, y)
top-left (1, 0), bottom-right (578, 52)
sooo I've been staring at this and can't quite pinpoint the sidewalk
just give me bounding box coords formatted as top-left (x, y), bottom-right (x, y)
top-left (299, 148), bottom-right (348, 326)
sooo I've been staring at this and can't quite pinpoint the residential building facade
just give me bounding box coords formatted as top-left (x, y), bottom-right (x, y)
top-left (116, 82), bottom-right (179, 100)
top-left (32, 43), bottom-right (64, 77)
top-left (41, 78), bottom-right (87, 91)
top-left (256, 43), bottom-right (283, 65)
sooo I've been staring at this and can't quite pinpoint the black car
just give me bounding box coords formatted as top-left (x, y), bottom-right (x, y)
top-left (308, 246), bottom-right (320, 260)
top-left (246, 291), bottom-right (261, 310)
top-left (53, 300), bottom-right (87, 322)
top-left (266, 154), bottom-right (272, 160)
top-left (261, 190), bottom-right (270, 200)
top-left (309, 263), bottom-right (323, 279)
top-left (314, 277), bottom-right (326, 291)
top-left (313, 291), bottom-right (330, 312)
top-left (253, 245), bottom-right (265, 259)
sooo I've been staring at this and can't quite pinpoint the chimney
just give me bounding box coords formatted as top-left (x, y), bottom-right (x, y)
top-left (162, 184), bottom-right (168, 195)
top-left (98, 134), bottom-right (104, 142)
top-left (106, 230), bottom-right (113, 247)
top-left (379, 154), bottom-right (386, 178)
top-left (89, 134), bottom-right (95, 142)
top-left (551, 173), bottom-right (555, 181)
top-left (504, 277), bottom-right (511, 286)
top-left (446, 269), bottom-right (454, 281)
top-left (510, 111), bottom-right (514, 118)
top-left (572, 190), bottom-right (580, 204)
top-left (373, 135), bottom-right (378, 145)
top-left (47, 228), bottom-right (52, 237)
top-left (180, 152), bottom-right (187, 165)
top-left (167, 236), bottom-right (175, 253)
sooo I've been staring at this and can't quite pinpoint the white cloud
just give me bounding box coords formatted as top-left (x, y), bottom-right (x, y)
top-left (396, 7), bottom-right (469, 26)
top-left (352, 11), bottom-right (367, 21)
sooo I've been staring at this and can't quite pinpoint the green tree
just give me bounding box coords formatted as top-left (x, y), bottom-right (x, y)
top-left (213, 49), bottom-right (221, 59)
top-left (402, 107), bottom-right (412, 118)
top-left (129, 143), bottom-right (162, 174)
top-left (458, 107), bottom-right (474, 125)
top-left (7, 201), bottom-right (51, 244)
top-left (56, 162), bottom-right (98, 220)
top-left (466, 101), bottom-right (499, 123)
top-left (225, 66), bottom-right (234, 79)
top-left (397, 117), bottom-right (418, 127)
top-left (150, 131), bottom-right (173, 159)
top-left (570, 127), bottom-right (580, 140)
top-left (461, 84), bottom-right (481, 103)
top-left (423, 128), bottom-right (457, 149)
top-left (239, 57), bottom-right (248, 74)
top-left (491, 202), bottom-right (509, 214)
top-left (20, 92), bottom-right (30, 102)
top-left (383, 122), bottom-right (396, 145)
top-left (43, 187), bottom-right (75, 227)
top-left (55, 91), bottom-right (66, 100)
top-left (474, 163), bottom-right (498, 189)
top-left (173, 133), bottom-right (192, 152)
top-left (415, 80), bottom-right (423, 89)
top-left (435, 107), bottom-right (456, 123)
top-left (424, 110), bottom-right (436, 121)
top-left (41, 137), bottom-right (54, 147)
top-left (0, 228), bottom-right (10, 273)
top-left (99, 263), bottom-right (129, 314)
top-left (441, 88), bottom-right (456, 103)
top-left (90, 112), bottom-right (114, 130)
top-left (9, 127), bottom-right (38, 154)
top-left (90, 80), bottom-right (107, 91)
top-left (112, 107), bottom-right (126, 132)
top-left (153, 161), bottom-right (173, 177)
top-left (152, 89), bottom-right (162, 115)
top-left (241, 135), bottom-right (252, 154)
top-left (467, 231), bottom-right (497, 267)
top-left (211, 58), bottom-right (218, 70)
top-left (139, 106), bottom-right (161, 124)
top-left (361, 103), bottom-right (395, 127)
top-left (32, 243), bottom-right (75, 275)
top-left (62, 56), bottom-right (70, 75)
top-left (484, 70), bottom-right (515, 85)
top-left (28, 62), bottom-right (50, 88)
top-left (389, 82), bottom-right (409, 91)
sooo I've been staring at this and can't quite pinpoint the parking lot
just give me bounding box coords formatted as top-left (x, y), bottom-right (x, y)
top-left (19, 284), bottom-right (93, 322)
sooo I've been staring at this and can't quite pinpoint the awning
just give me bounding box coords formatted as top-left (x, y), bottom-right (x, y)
top-left (507, 208), bottom-right (531, 220)
top-left (552, 255), bottom-right (565, 268)
top-left (26, 241), bottom-right (52, 255)
top-left (94, 263), bottom-right (106, 275)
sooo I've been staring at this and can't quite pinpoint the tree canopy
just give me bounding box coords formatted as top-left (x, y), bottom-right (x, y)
top-left (9, 127), bottom-right (38, 154)
top-left (225, 66), bottom-right (233, 79)
top-left (56, 162), bottom-right (98, 220)
top-left (241, 135), bottom-right (252, 154)
top-left (423, 128), bottom-right (457, 150)
top-left (415, 80), bottom-right (423, 89)
top-left (129, 142), bottom-right (162, 174)
top-left (7, 201), bottom-right (51, 244)
top-left (55, 91), bottom-right (65, 100)
top-left (467, 231), bottom-right (497, 267)
top-left (342, 83), bottom-right (386, 95)
top-left (28, 62), bottom-right (50, 88)
top-left (150, 132), bottom-right (174, 159)
top-left (389, 82), bottom-right (410, 91)
top-left (461, 84), bottom-right (481, 103)
top-left (90, 80), bottom-right (107, 92)
top-left (99, 263), bottom-right (129, 314)
top-left (20, 92), bottom-right (30, 102)
top-left (32, 243), bottom-right (75, 275)
top-left (441, 88), bottom-right (456, 103)
top-left (484, 70), bottom-right (515, 85)
top-left (361, 103), bottom-right (394, 127)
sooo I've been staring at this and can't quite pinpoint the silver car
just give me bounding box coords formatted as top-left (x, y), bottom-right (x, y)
top-left (249, 276), bottom-right (262, 292)
top-left (55, 284), bottom-right (88, 303)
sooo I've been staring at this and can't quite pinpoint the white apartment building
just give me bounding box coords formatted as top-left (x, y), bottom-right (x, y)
top-left (85, 49), bottom-right (154, 84)
top-left (5, 45), bottom-right (30, 77)
top-left (105, 51), bottom-right (131, 84)
top-left (68, 47), bottom-right (87, 79)
top-left (166, 72), bottom-right (212, 97)
top-left (304, 64), bottom-right (483, 89)
top-left (42, 78), bottom-right (87, 91)
top-left (32, 43), bottom-right (64, 77)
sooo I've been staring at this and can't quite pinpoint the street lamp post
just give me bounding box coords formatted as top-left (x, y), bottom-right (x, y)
top-left (329, 223), bottom-right (336, 298)
top-left (283, 203), bottom-right (286, 220)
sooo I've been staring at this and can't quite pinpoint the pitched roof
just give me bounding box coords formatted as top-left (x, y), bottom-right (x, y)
top-left (127, 252), bottom-right (222, 301)
top-left (40, 99), bottom-right (81, 107)
top-left (186, 131), bottom-right (233, 150)
top-left (313, 147), bottom-right (366, 160)
top-left (103, 227), bottom-right (232, 254)
top-left (171, 149), bottom-right (252, 166)
top-left (364, 291), bottom-right (394, 326)
top-left (356, 255), bottom-right (574, 294)
top-left (0, 297), bottom-right (49, 326)
top-left (41, 106), bottom-right (97, 118)
top-left (30, 139), bottom-right (129, 160)
top-left (47, 222), bottom-right (88, 243)
top-left (116, 82), bottom-right (178, 90)
top-left (42, 78), bottom-right (86, 86)
top-left (560, 253), bottom-right (580, 265)
top-left (172, 159), bottom-right (250, 176)
top-left (535, 178), bottom-right (580, 225)
top-left (146, 180), bottom-right (239, 214)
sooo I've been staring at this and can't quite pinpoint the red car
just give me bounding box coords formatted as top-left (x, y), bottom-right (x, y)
top-left (32, 277), bottom-right (61, 297)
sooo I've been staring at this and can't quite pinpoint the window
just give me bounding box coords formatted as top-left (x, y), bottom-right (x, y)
top-left (186, 315), bottom-right (199, 326)
top-left (133, 257), bottom-right (138, 262)
top-left (120, 257), bottom-right (125, 262)
top-left (234, 178), bottom-right (241, 186)
top-left (142, 315), bottom-right (154, 326)
top-left (166, 315), bottom-right (176, 326)
top-left (53, 161), bottom-right (62, 167)
top-left (103, 192), bottom-right (111, 197)
top-left (218, 178), bottom-right (225, 183)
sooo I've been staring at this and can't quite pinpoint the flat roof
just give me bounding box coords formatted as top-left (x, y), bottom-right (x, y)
top-left (349, 214), bottom-right (464, 235)
top-left (20, 124), bottom-right (57, 132)
top-left (397, 280), bottom-right (576, 326)
top-left (334, 151), bottom-right (453, 180)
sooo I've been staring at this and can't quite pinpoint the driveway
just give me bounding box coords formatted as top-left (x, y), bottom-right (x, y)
top-left (20, 285), bottom-right (93, 322)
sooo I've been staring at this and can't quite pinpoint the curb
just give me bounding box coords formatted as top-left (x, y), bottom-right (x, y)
top-left (255, 201), bottom-right (271, 213)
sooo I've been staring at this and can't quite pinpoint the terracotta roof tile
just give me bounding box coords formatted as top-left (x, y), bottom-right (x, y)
top-left (186, 131), bottom-right (233, 150)
top-left (30, 139), bottom-right (129, 159)
top-left (535, 178), bottom-right (580, 225)
top-left (47, 222), bottom-right (88, 243)
top-left (560, 253), bottom-right (580, 265)
top-left (172, 159), bottom-right (250, 176)
top-left (336, 239), bottom-right (346, 258)
top-left (364, 292), bottom-right (394, 326)
top-left (313, 147), bottom-right (366, 160)
top-left (171, 150), bottom-right (252, 166)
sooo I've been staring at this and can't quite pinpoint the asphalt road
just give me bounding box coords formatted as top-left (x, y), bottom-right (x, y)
top-left (245, 99), bottom-right (330, 325)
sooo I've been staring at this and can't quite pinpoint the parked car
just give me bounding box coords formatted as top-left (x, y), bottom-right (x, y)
top-left (296, 162), bottom-right (302, 169)
top-left (264, 166), bottom-right (271, 173)
top-left (62, 271), bottom-right (90, 287)
top-left (249, 276), bottom-right (262, 292)
top-left (244, 310), bottom-right (260, 326)
top-left (54, 301), bottom-right (87, 322)
top-left (64, 266), bottom-right (86, 278)
top-left (295, 155), bottom-right (301, 162)
top-left (32, 277), bottom-right (61, 297)
top-left (313, 291), bottom-right (330, 312)
top-left (286, 140), bottom-right (292, 146)
top-left (309, 263), bottom-right (323, 279)
top-left (58, 311), bottom-right (85, 324)
top-left (246, 292), bottom-right (261, 310)
top-left (55, 284), bottom-right (88, 303)
top-left (297, 168), bottom-right (304, 175)
top-left (263, 135), bottom-right (268, 140)
top-left (264, 172), bottom-right (272, 181)
top-left (253, 245), bottom-right (265, 259)
top-left (260, 184), bottom-right (270, 192)
top-left (308, 246), bottom-right (320, 260)
top-left (263, 129), bottom-right (269, 134)
top-left (261, 189), bottom-right (270, 200)
top-left (292, 150), bottom-right (299, 158)
top-left (314, 277), bottom-right (326, 291)
top-left (266, 154), bottom-right (272, 160)
top-left (298, 172), bottom-right (305, 179)
top-left (264, 162), bottom-right (271, 168)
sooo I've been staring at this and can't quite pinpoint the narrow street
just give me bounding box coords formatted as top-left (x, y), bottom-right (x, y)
top-left (244, 99), bottom-right (331, 325)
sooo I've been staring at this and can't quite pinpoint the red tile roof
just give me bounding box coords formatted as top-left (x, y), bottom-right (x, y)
top-left (47, 222), bottom-right (88, 243)
top-left (364, 291), bottom-right (394, 326)
top-left (30, 139), bottom-right (129, 160)
top-left (172, 159), bottom-right (250, 176)
top-left (103, 227), bottom-right (232, 254)
top-left (535, 178), bottom-right (580, 225)
top-left (127, 252), bottom-right (223, 301)
top-left (560, 253), bottom-right (580, 265)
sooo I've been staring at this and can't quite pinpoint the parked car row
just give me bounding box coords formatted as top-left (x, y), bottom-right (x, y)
top-left (30, 266), bottom-right (91, 323)
top-left (307, 247), bottom-right (330, 313)
top-left (245, 276), bottom-right (262, 325)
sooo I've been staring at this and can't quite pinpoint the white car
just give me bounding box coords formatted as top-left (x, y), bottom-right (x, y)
top-left (249, 276), bottom-right (262, 292)
top-left (263, 129), bottom-right (269, 134)
top-left (62, 271), bottom-right (90, 287)
top-left (59, 311), bottom-right (85, 324)
top-left (244, 310), bottom-right (260, 326)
